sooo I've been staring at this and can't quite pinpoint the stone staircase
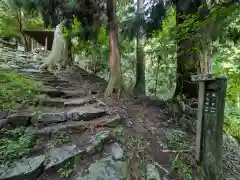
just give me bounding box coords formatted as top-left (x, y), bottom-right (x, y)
top-left (0, 45), bottom-right (126, 180)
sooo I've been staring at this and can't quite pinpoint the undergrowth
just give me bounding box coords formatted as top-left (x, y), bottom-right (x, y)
top-left (224, 106), bottom-right (240, 143)
top-left (0, 69), bottom-right (40, 112)
top-left (0, 127), bottom-right (35, 166)
top-left (164, 129), bottom-right (198, 180)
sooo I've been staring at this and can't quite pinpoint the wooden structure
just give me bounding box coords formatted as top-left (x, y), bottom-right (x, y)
top-left (192, 73), bottom-right (227, 180)
top-left (23, 29), bottom-right (54, 51)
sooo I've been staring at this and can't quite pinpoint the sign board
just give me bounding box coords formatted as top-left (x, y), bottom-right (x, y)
top-left (192, 74), bottom-right (227, 180)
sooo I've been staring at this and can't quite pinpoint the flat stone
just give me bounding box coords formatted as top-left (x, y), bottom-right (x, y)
top-left (16, 53), bottom-right (27, 57)
top-left (42, 81), bottom-right (71, 88)
top-left (19, 69), bottom-right (42, 73)
top-left (38, 88), bottom-right (65, 97)
top-left (29, 114), bottom-right (121, 136)
top-left (7, 114), bottom-right (30, 127)
top-left (43, 79), bottom-right (69, 84)
top-left (76, 156), bottom-right (127, 180)
top-left (39, 98), bottom-right (65, 108)
top-left (39, 97), bottom-right (96, 108)
top-left (147, 163), bottom-right (161, 180)
top-left (99, 114), bottom-right (121, 127)
top-left (38, 88), bottom-right (85, 98)
top-left (29, 121), bottom-right (85, 136)
top-left (64, 97), bottom-right (96, 107)
top-left (62, 90), bottom-right (86, 98)
top-left (68, 105), bottom-right (107, 121)
top-left (45, 144), bottom-right (84, 170)
top-left (85, 130), bottom-right (111, 154)
top-left (32, 112), bottom-right (66, 124)
top-left (0, 155), bottom-right (45, 180)
top-left (0, 64), bottom-right (10, 69)
top-left (110, 142), bottom-right (124, 161)
top-left (21, 63), bottom-right (37, 69)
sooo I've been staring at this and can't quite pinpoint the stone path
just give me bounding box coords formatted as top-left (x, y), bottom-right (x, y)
top-left (0, 45), bottom-right (132, 180)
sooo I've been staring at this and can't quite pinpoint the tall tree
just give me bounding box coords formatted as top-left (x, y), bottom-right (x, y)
top-left (104, 0), bottom-right (121, 98)
top-left (173, 0), bottom-right (239, 99)
top-left (134, 0), bottom-right (146, 96)
top-left (173, 0), bottom-right (206, 99)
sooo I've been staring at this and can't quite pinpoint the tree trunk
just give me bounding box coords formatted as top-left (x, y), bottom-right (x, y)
top-left (134, 0), bottom-right (145, 96)
top-left (16, 11), bottom-right (29, 51)
top-left (67, 37), bottom-right (73, 66)
top-left (104, 0), bottom-right (121, 98)
top-left (173, 0), bottom-right (204, 99)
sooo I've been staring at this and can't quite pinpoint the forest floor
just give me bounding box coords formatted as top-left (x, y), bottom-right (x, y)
top-left (0, 43), bottom-right (240, 180)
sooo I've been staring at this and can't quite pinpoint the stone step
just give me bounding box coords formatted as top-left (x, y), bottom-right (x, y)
top-left (0, 129), bottom-right (112, 180)
top-left (17, 68), bottom-right (42, 73)
top-left (76, 156), bottom-right (126, 180)
top-left (67, 104), bottom-right (107, 121)
top-left (44, 144), bottom-right (84, 170)
top-left (38, 87), bottom-right (86, 98)
top-left (29, 114), bottom-right (121, 136)
top-left (31, 104), bottom-right (107, 125)
top-left (31, 112), bottom-right (66, 124)
top-left (39, 96), bottom-right (96, 108)
top-left (0, 127), bottom-right (114, 179)
top-left (41, 81), bottom-right (72, 88)
top-left (0, 155), bottom-right (45, 180)
top-left (39, 130), bottom-right (112, 169)
top-left (65, 97), bottom-right (96, 107)
top-left (41, 79), bottom-right (69, 85)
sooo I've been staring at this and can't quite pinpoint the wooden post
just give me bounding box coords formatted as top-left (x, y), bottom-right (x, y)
top-left (31, 38), bottom-right (34, 52)
top-left (195, 81), bottom-right (205, 162)
top-left (192, 74), bottom-right (227, 180)
top-left (45, 36), bottom-right (48, 52)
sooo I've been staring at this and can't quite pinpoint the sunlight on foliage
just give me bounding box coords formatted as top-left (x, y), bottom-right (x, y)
top-left (211, 7), bottom-right (240, 142)
top-left (145, 8), bottom-right (176, 99)
top-left (0, 70), bottom-right (40, 112)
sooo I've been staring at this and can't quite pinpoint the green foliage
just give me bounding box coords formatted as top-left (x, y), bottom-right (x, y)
top-left (57, 155), bottom-right (81, 179)
top-left (63, 18), bottom-right (109, 77)
top-left (224, 107), bottom-right (240, 143)
top-left (0, 70), bottom-right (40, 112)
top-left (0, 1), bottom-right (43, 38)
top-left (0, 127), bottom-right (35, 166)
top-left (211, 7), bottom-right (240, 142)
top-left (57, 161), bottom-right (74, 179)
top-left (172, 156), bottom-right (198, 180)
top-left (145, 8), bottom-right (176, 98)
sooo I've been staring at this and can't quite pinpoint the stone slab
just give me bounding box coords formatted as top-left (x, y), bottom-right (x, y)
top-left (0, 155), bottom-right (45, 180)
top-left (45, 144), bottom-right (84, 170)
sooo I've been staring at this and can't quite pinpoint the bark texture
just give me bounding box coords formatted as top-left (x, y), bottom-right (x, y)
top-left (174, 0), bottom-right (205, 98)
top-left (134, 0), bottom-right (146, 96)
top-left (104, 0), bottom-right (121, 98)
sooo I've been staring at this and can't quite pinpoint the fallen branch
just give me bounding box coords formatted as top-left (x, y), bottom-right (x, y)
top-left (160, 148), bottom-right (194, 153)
top-left (151, 159), bottom-right (170, 174)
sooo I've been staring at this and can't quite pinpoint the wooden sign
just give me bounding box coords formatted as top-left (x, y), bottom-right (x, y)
top-left (191, 74), bottom-right (227, 180)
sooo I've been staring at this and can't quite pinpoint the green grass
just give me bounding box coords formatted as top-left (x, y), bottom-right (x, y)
top-left (0, 70), bottom-right (40, 112)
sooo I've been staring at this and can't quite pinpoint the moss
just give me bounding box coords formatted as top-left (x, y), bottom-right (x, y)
top-left (0, 69), bottom-right (40, 112)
